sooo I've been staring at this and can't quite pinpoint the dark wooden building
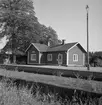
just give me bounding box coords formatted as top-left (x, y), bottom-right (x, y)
top-left (25, 42), bottom-right (86, 66)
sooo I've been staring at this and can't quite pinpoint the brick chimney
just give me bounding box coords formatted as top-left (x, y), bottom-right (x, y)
top-left (48, 38), bottom-right (52, 46)
top-left (48, 41), bottom-right (51, 46)
top-left (62, 39), bottom-right (65, 45)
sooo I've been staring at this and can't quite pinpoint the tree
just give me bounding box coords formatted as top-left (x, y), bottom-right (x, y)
top-left (0, 0), bottom-right (61, 64)
top-left (89, 52), bottom-right (102, 67)
top-left (39, 25), bottom-right (61, 46)
top-left (0, 0), bottom-right (39, 63)
top-left (47, 26), bottom-right (61, 46)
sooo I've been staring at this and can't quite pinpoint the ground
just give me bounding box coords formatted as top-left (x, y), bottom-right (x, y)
top-left (0, 67), bottom-right (102, 94)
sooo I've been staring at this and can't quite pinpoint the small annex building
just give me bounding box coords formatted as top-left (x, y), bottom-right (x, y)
top-left (25, 42), bottom-right (86, 66)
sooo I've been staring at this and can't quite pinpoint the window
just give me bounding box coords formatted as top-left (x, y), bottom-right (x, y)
top-left (58, 54), bottom-right (63, 65)
top-left (47, 54), bottom-right (52, 61)
top-left (31, 54), bottom-right (36, 61)
top-left (73, 54), bottom-right (78, 61)
top-left (58, 54), bottom-right (63, 61)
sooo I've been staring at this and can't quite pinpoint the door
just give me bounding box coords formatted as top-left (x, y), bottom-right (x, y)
top-left (58, 53), bottom-right (63, 65)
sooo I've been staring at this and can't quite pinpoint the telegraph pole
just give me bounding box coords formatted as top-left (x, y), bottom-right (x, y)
top-left (86, 5), bottom-right (90, 70)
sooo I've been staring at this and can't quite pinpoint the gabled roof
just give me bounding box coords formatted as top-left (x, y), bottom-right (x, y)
top-left (25, 43), bottom-right (48, 52)
top-left (33, 43), bottom-right (48, 52)
top-left (25, 42), bottom-right (86, 53)
top-left (47, 42), bottom-right (86, 53)
top-left (47, 42), bottom-right (78, 52)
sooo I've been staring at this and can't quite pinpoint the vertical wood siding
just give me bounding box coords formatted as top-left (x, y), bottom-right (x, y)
top-left (27, 45), bottom-right (39, 64)
top-left (68, 45), bottom-right (85, 66)
top-left (40, 52), bottom-right (47, 64)
top-left (46, 51), bottom-right (67, 66)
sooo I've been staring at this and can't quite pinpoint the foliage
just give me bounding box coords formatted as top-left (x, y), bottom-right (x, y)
top-left (39, 25), bottom-right (61, 46)
top-left (89, 52), bottom-right (102, 67)
top-left (0, 77), bottom-right (101, 105)
top-left (0, 0), bottom-right (61, 64)
top-left (0, 0), bottom-right (40, 52)
top-left (0, 0), bottom-right (61, 54)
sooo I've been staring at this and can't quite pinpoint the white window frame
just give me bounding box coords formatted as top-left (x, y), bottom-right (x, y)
top-left (73, 54), bottom-right (78, 62)
top-left (47, 54), bottom-right (52, 61)
top-left (31, 54), bottom-right (36, 61)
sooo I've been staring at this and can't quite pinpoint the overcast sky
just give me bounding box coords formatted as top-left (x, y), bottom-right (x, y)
top-left (33, 0), bottom-right (102, 52)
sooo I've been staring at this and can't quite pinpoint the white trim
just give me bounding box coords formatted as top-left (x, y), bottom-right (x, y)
top-left (67, 51), bottom-right (69, 66)
top-left (73, 54), bottom-right (78, 62)
top-left (32, 43), bottom-right (40, 52)
top-left (83, 53), bottom-right (85, 66)
top-left (25, 43), bottom-right (32, 52)
top-left (67, 42), bottom-right (79, 52)
top-left (39, 52), bottom-right (40, 64)
top-left (31, 54), bottom-right (36, 61)
top-left (39, 52), bottom-right (42, 64)
top-left (25, 43), bottom-right (40, 52)
top-left (66, 42), bottom-right (78, 65)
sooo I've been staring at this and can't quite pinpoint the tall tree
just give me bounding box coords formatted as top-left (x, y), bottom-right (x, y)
top-left (0, 0), bottom-right (61, 64)
top-left (47, 26), bottom-right (60, 46)
top-left (39, 24), bottom-right (61, 46)
top-left (0, 0), bottom-right (39, 63)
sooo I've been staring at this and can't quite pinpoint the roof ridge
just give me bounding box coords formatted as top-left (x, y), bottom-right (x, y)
top-left (49, 44), bottom-right (62, 48)
top-left (32, 43), bottom-right (48, 46)
top-left (26, 42), bottom-right (86, 53)
top-left (49, 42), bottom-right (78, 48)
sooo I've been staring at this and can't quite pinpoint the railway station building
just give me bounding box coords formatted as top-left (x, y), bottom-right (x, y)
top-left (25, 42), bottom-right (86, 66)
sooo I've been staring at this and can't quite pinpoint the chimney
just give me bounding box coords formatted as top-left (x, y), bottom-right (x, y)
top-left (48, 41), bottom-right (51, 46)
top-left (62, 39), bottom-right (65, 45)
top-left (48, 38), bottom-right (52, 46)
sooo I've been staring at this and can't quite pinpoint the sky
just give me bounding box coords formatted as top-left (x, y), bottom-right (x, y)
top-left (0, 0), bottom-right (102, 52)
top-left (33, 0), bottom-right (102, 52)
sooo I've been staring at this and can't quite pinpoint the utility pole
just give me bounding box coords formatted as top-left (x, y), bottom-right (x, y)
top-left (86, 5), bottom-right (90, 70)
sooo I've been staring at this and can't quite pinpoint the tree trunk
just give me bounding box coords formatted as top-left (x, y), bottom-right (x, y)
top-left (12, 31), bottom-right (16, 64)
top-left (13, 54), bottom-right (16, 64)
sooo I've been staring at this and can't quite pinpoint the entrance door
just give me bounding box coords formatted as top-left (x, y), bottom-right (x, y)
top-left (58, 54), bottom-right (63, 65)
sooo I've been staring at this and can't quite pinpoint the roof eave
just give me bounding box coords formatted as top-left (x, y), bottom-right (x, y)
top-left (25, 43), bottom-right (40, 53)
top-left (67, 42), bottom-right (79, 52)
top-left (67, 42), bottom-right (86, 53)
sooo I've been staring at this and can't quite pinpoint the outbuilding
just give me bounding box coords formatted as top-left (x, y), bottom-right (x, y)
top-left (25, 42), bottom-right (86, 66)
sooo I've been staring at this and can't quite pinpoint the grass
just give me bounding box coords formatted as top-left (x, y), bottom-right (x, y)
top-left (0, 77), bottom-right (101, 105)
top-left (0, 67), bottom-right (102, 104)
top-left (5, 64), bottom-right (102, 72)
top-left (0, 68), bottom-right (102, 94)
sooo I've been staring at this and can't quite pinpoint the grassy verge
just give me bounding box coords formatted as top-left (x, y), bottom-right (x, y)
top-left (0, 68), bottom-right (102, 94)
top-left (0, 68), bottom-right (102, 104)
top-left (0, 77), bottom-right (101, 105)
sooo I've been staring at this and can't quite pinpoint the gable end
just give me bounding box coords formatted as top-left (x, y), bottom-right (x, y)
top-left (67, 42), bottom-right (86, 53)
top-left (25, 43), bottom-right (40, 52)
